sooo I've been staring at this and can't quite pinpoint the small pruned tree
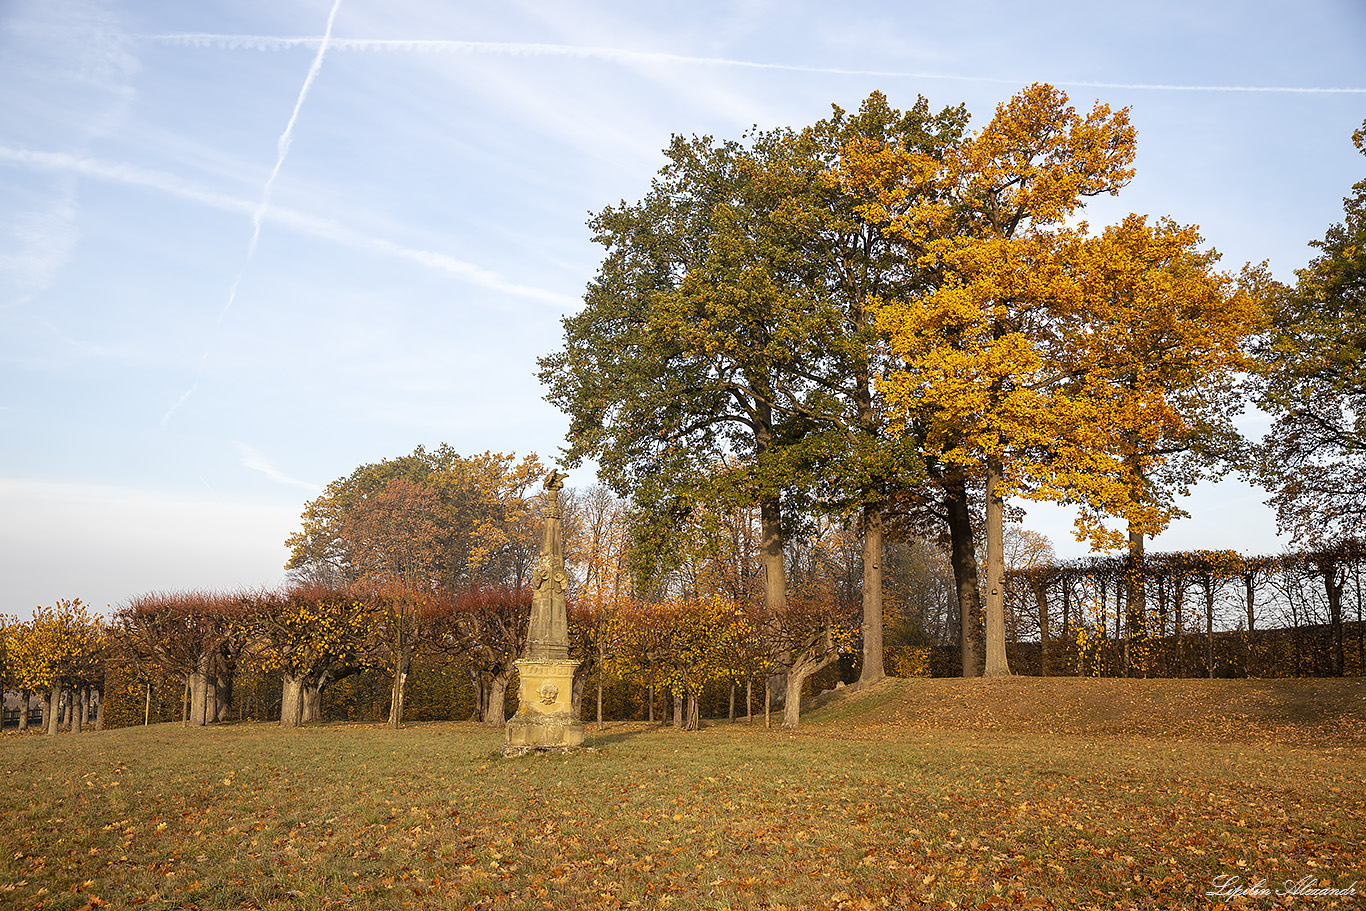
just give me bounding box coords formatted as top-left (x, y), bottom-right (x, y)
top-left (433, 586), bottom-right (530, 727)
top-left (762, 595), bottom-right (859, 729)
top-left (250, 586), bottom-right (371, 726)
top-left (609, 599), bottom-right (675, 724)
top-left (1179, 551), bottom-right (1243, 678)
top-left (114, 591), bottom-right (245, 726)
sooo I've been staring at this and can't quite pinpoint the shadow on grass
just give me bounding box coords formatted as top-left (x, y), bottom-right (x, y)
top-left (581, 726), bottom-right (649, 749)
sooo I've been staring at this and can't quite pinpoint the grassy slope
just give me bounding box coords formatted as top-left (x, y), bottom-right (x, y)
top-left (1, 678), bottom-right (1363, 911)
top-left (801, 676), bottom-right (1366, 741)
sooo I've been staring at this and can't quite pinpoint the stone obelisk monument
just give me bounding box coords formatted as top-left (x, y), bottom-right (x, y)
top-left (505, 469), bottom-right (584, 752)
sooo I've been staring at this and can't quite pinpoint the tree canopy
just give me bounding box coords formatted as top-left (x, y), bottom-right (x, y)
top-left (285, 446), bottom-right (545, 590)
top-left (847, 83), bottom-right (1260, 675)
top-left (541, 84), bottom-right (1267, 681)
top-left (1256, 119), bottom-right (1366, 546)
top-left (539, 92), bottom-right (968, 681)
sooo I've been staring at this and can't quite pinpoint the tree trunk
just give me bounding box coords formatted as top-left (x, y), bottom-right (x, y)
top-left (1062, 583), bottom-right (1071, 646)
top-left (208, 675), bottom-right (219, 725)
top-left (485, 672), bottom-right (509, 727)
top-left (389, 649), bottom-right (411, 729)
top-left (983, 456), bottom-right (1010, 677)
top-left (683, 692), bottom-right (699, 732)
top-left (94, 690), bottom-right (104, 731)
top-left (279, 675), bottom-right (305, 727)
top-left (301, 683), bottom-right (321, 724)
top-left (571, 664), bottom-right (586, 720)
top-left (759, 494), bottom-right (788, 615)
top-left (1035, 582), bottom-right (1049, 677)
top-left (728, 681), bottom-right (735, 722)
top-left (858, 503), bottom-right (885, 686)
top-left (188, 654), bottom-right (211, 727)
top-left (468, 669), bottom-right (485, 722)
top-left (18, 690), bottom-right (29, 732)
top-left (1174, 587), bottom-right (1184, 677)
top-left (672, 693), bottom-right (683, 730)
top-left (647, 683), bottom-right (654, 724)
top-left (781, 641), bottom-right (840, 730)
top-left (74, 688), bottom-right (86, 734)
top-left (1127, 530), bottom-right (1147, 677)
top-left (1205, 581), bottom-right (1216, 679)
top-left (746, 678), bottom-right (753, 724)
top-left (1319, 559), bottom-right (1346, 677)
top-left (1356, 562), bottom-right (1364, 678)
top-left (45, 690), bottom-right (58, 736)
top-left (944, 473), bottom-right (983, 677)
top-left (1155, 579), bottom-right (1168, 674)
top-left (1099, 578), bottom-right (1108, 656)
top-left (751, 397), bottom-right (790, 618)
top-left (144, 681), bottom-right (152, 727)
top-left (215, 674), bottom-right (234, 723)
top-left (1118, 573), bottom-right (1128, 673)
top-left (63, 689), bottom-right (73, 728)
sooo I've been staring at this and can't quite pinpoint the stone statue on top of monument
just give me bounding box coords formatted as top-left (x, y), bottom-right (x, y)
top-left (504, 468), bottom-right (584, 752)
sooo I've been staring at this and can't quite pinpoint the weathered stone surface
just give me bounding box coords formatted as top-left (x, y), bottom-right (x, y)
top-left (526, 469), bottom-right (570, 660)
top-left (505, 470), bottom-right (583, 752)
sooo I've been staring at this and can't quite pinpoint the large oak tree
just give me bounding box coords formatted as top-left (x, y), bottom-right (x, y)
top-left (848, 83), bottom-right (1138, 675)
top-left (850, 84), bottom-right (1259, 677)
top-left (539, 94), bottom-right (966, 684)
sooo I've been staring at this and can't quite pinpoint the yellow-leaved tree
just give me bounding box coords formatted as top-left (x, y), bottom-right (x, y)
top-left (845, 83), bottom-right (1260, 676)
top-left (250, 587), bottom-right (372, 727)
top-left (6, 599), bottom-right (104, 734)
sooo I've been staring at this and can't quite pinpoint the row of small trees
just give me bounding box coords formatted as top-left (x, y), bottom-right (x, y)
top-left (109, 585), bottom-right (532, 730)
top-left (1003, 540), bottom-right (1366, 679)
top-left (7, 586), bottom-right (854, 734)
top-left (11, 537), bottom-right (1362, 737)
top-left (1, 599), bottom-right (105, 734)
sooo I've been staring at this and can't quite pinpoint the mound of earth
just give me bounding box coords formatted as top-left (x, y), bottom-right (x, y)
top-left (801, 675), bottom-right (1366, 742)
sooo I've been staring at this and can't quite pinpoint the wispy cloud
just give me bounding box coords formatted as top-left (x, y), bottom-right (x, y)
top-left (146, 34), bottom-right (1366, 95)
top-left (2, 1), bottom-right (139, 308)
top-left (234, 442), bottom-right (320, 492)
top-left (0, 145), bottom-right (575, 306)
top-left (0, 184), bottom-right (80, 308)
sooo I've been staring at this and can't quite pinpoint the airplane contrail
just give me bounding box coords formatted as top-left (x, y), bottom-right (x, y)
top-left (221, 0), bottom-right (343, 327)
top-left (146, 34), bottom-right (1366, 95)
top-left (165, 0), bottom-right (343, 424)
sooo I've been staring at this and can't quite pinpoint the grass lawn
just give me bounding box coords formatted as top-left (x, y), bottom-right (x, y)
top-left (2, 677), bottom-right (1363, 910)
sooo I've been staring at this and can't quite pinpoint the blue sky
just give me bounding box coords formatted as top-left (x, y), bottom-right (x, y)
top-left (2, 0), bottom-right (1364, 619)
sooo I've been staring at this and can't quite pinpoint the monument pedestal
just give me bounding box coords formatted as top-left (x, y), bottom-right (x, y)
top-left (504, 658), bottom-right (583, 752)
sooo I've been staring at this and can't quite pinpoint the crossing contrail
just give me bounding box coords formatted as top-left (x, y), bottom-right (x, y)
top-left (146, 34), bottom-right (1366, 95)
top-left (165, 0), bottom-right (343, 424)
top-left (220, 0), bottom-right (342, 327)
